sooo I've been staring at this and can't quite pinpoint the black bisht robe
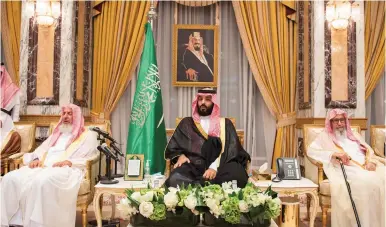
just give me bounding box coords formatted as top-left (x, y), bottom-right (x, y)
top-left (165, 117), bottom-right (250, 188)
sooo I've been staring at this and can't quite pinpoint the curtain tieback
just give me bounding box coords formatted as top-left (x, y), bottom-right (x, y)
top-left (276, 112), bottom-right (296, 128)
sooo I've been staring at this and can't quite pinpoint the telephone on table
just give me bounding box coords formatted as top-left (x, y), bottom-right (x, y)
top-left (272, 158), bottom-right (301, 182)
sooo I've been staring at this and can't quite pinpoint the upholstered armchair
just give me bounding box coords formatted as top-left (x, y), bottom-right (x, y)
top-left (165, 117), bottom-right (247, 178)
top-left (303, 124), bottom-right (362, 227)
top-left (7, 122), bottom-right (107, 227)
top-left (370, 125), bottom-right (386, 158)
top-left (4, 122), bottom-right (36, 173)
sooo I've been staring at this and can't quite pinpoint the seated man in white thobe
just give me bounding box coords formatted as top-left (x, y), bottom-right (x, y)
top-left (307, 109), bottom-right (385, 227)
top-left (1, 104), bottom-right (98, 227)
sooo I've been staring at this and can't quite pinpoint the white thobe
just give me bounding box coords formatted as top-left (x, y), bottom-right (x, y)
top-left (1, 130), bottom-right (98, 227)
top-left (308, 131), bottom-right (385, 227)
top-left (200, 116), bottom-right (219, 171)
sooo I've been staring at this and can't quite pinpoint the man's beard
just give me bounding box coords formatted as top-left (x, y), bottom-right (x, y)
top-left (59, 124), bottom-right (73, 133)
top-left (194, 44), bottom-right (201, 51)
top-left (334, 128), bottom-right (347, 141)
top-left (197, 103), bottom-right (214, 116)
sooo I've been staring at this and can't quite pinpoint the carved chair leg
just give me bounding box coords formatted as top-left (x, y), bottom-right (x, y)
top-left (306, 194), bottom-right (311, 220)
top-left (81, 205), bottom-right (88, 227)
top-left (322, 206), bottom-right (328, 227)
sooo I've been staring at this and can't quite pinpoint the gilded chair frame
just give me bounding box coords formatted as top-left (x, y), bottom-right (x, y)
top-left (370, 125), bottom-right (386, 158)
top-left (4, 122), bottom-right (36, 173)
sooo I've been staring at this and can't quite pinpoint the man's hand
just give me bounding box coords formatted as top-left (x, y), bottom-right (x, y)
top-left (185, 68), bottom-right (198, 81)
top-left (365, 162), bottom-right (376, 171)
top-left (52, 160), bottom-right (72, 167)
top-left (332, 152), bottom-right (350, 165)
top-left (203, 168), bottom-right (217, 180)
top-left (173, 154), bottom-right (190, 169)
top-left (29, 160), bottom-right (41, 168)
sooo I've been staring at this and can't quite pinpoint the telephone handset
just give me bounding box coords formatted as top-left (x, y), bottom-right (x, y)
top-left (272, 158), bottom-right (301, 182)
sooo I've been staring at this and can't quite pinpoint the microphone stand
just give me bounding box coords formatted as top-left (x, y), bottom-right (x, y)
top-left (96, 134), bottom-right (105, 182)
top-left (100, 154), bottom-right (118, 184)
top-left (111, 145), bottom-right (123, 178)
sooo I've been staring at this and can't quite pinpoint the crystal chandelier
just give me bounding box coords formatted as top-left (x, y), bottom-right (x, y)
top-left (26, 0), bottom-right (61, 27)
top-left (325, 1), bottom-right (360, 30)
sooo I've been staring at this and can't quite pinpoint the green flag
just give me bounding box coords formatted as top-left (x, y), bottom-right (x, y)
top-left (126, 23), bottom-right (166, 174)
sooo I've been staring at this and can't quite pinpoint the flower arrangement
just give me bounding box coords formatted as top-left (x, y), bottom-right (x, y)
top-left (117, 182), bottom-right (281, 226)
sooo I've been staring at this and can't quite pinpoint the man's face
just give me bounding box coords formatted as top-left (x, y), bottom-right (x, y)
top-left (62, 107), bottom-right (73, 125)
top-left (331, 114), bottom-right (346, 132)
top-left (193, 38), bottom-right (201, 51)
top-left (197, 95), bottom-right (214, 116)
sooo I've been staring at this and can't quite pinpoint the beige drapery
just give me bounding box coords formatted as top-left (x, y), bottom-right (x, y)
top-left (232, 1), bottom-right (297, 171)
top-left (364, 1), bottom-right (385, 99)
top-left (1, 1), bottom-right (21, 85)
top-left (91, 1), bottom-right (150, 122)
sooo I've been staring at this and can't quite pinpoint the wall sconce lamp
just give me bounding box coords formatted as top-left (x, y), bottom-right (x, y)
top-left (326, 1), bottom-right (360, 30)
top-left (26, 0), bottom-right (61, 27)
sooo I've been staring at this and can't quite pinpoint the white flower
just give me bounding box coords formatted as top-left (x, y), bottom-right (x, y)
top-left (168, 187), bottom-right (178, 194)
top-left (184, 195), bottom-right (197, 210)
top-left (164, 191), bottom-right (179, 210)
top-left (222, 182), bottom-right (232, 191)
top-left (139, 201), bottom-right (154, 218)
top-left (131, 192), bottom-right (142, 203)
top-left (239, 200), bottom-right (249, 213)
top-left (142, 191), bottom-right (154, 202)
top-left (249, 193), bottom-right (269, 207)
top-left (206, 198), bottom-right (222, 218)
top-left (120, 198), bottom-right (130, 206)
top-left (116, 199), bottom-right (138, 220)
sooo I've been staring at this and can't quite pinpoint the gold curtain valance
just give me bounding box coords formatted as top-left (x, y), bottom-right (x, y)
top-left (280, 0), bottom-right (297, 21)
top-left (174, 0), bottom-right (218, 7)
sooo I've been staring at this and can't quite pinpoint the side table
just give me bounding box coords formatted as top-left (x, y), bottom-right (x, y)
top-left (249, 176), bottom-right (319, 227)
top-left (93, 178), bottom-right (151, 227)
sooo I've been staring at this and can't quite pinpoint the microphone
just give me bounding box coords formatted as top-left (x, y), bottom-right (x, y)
top-left (89, 127), bottom-right (118, 143)
top-left (97, 144), bottom-right (119, 162)
top-left (111, 143), bottom-right (124, 157)
top-left (101, 143), bottom-right (120, 162)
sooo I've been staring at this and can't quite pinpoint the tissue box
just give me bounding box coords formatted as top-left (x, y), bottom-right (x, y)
top-left (252, 169), bottom-right (272, 181)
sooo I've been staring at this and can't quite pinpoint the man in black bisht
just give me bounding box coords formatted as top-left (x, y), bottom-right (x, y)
top-left (165, 88), bottom-right (250, 188)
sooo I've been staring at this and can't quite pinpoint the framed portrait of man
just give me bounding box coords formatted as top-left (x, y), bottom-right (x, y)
top-left (173, 24), bottom-right (219, 87)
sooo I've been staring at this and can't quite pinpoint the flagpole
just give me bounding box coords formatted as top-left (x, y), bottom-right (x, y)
top-left (148, 0), bottom-right (157, 30)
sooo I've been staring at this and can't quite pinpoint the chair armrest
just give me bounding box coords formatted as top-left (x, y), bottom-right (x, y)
top-left (373, 148), bottom-right (385, 158)
top-left (373, 155), bottom-right (385, 165)
top-left (304, 155), bottom-right (324, 185)
top-left (165, 159), bottom-right (171, 178)
top-left (9, 153), bottom-right (24, 160)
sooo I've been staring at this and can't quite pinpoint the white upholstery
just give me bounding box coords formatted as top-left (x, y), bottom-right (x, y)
top-left (370, 125), bottom-right (386, 157)
top-left (13, 122), bottom-right (36, 153)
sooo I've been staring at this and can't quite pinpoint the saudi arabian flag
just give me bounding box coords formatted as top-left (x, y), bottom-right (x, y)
top-left (126, 23), bottom-right (167, 174)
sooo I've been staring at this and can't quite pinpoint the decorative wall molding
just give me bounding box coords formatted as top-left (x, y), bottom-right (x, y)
top-left (298, 1), bottom-right (312, 110)
top-left (20, 115), bottom-right (92, 127)
top-left (73, 1), bottom-right (91, 107)
top-left (324, 5), bottom-right (357, 108)
top-left (27, 15), bottom-right (62, 105)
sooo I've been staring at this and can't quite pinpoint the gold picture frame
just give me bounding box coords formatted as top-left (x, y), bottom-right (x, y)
top-left (124, 154), bottom-right (144, 181)
top-left (172, 24), bottom-right (219, 87)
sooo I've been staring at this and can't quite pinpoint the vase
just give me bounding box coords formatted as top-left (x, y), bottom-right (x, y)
top-left (130, 209), bottom-right (200, 227)
top-left (202, 212), bottom-right (271, 227)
